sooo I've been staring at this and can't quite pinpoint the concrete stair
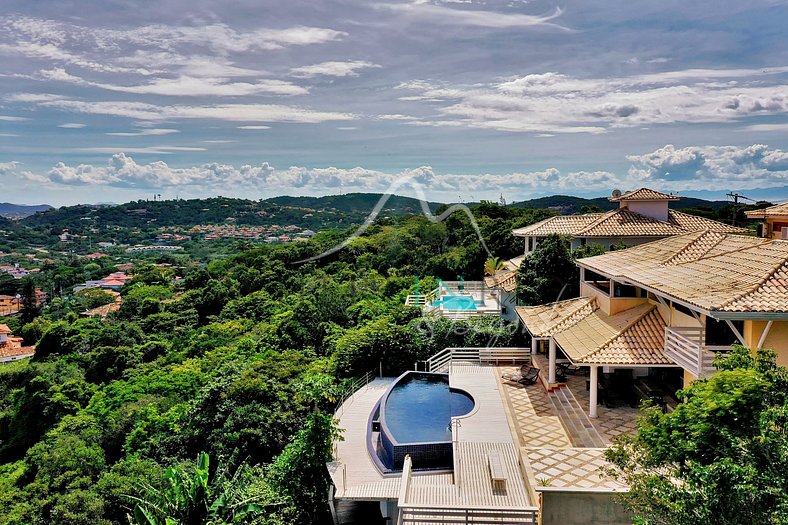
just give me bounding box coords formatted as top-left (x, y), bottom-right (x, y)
top-left (548, 386), bottom-right (605, 448)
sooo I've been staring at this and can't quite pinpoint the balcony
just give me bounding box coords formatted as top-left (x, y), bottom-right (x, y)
top-left (663, 327), bottom-right (730, 378)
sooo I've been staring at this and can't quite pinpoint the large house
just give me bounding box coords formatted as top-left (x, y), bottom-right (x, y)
top-left (517, 231), bottom-right (788, 417)
top-left (513, 188), bottom-right (746, 254)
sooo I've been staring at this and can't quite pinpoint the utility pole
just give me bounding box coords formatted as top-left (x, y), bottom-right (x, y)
top-left (726, 192), bottom-right (752, 226)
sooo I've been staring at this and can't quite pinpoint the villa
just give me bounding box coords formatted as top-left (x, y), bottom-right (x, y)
top-left (482, 188), bottom-right (747, 321)
top-left (330, 230), bottom-right (788, 525)
top-left (518, 231), bottom-right (788, 418)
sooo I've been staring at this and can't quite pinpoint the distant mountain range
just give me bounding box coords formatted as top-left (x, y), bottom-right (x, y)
top-left (510, 194), bottom-right (731, 214)
top-left (0, 203), bottom-right (53, 218)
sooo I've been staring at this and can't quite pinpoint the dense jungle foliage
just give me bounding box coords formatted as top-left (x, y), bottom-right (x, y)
top-left (0, 202), bottom-right (546, 525)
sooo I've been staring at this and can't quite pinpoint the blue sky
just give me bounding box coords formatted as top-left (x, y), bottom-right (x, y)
top-left (1, 0), bottom-right (787, 206)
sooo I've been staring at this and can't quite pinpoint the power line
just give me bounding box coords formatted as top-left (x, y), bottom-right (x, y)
top-left (726, 192), bottom-right (754, 226)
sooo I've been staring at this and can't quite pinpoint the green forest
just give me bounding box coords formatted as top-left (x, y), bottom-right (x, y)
top-left (0, 202), bottom-right (547, 525)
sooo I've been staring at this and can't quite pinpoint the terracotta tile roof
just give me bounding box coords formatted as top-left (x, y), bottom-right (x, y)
top-left (554, 303), bottom-right (672, 365)
top-left (667, 210), bottom-right (747, 234)
top-left (512, 214), bottom-right (603, 237)
top-left (576, 208), bottom-right (687, 237)
top-left (484, 270), bottom-right (517, 292)
top-left (0, 341), bottom-right (34, 360)
top-left (484, 256), bottom-right (525, 292)
top-left (745, 202), bottom-right (788, 218)
top-left (512, 209), bottom-right (745, 239)
top-left (0, 324), bottom-right (11, 334)
top-left (609, 188), bottom-right (680, 202)
top-left (578, 232), bottom-right (788, 314)
top-left (516, 297), bottom-right (597, 337)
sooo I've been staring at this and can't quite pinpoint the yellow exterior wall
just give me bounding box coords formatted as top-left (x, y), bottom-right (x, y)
top-left (580, 281), bottom-right (646, 316)
top-left (748, 320), bottom-right (788, 368)
top-left (683, 369), bottom-right (698, 389)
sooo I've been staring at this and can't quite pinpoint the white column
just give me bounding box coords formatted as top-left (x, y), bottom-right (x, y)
top-left (548, 338), bottom-right (557, 384)
top-left (589, 366), bottom-right (599, 418)
top-left (531, 336), bottom-right (537, 356)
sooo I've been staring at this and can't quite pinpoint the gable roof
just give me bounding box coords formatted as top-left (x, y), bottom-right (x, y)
top-left (609, 188), bottom-right (680, 202)
top-left (577, 232), bottom-right (788, 315)
top-left (484, 256), bottom-right (526, 292)
top-left (515, 297), bottom-right (596, 337)
top-left (512, 209), bottom-right (745, 239)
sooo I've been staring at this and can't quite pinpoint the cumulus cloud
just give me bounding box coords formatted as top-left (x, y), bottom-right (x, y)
top-left (627, 144), bottom-right (788, 190)
top-left (6, 153), bottom-right (628, 197)
top-left (290, 60), bottom-right (381, 78)
top-left (395, 67), bottom-right (788, 133)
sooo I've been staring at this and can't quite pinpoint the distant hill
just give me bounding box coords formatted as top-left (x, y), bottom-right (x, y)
top-left (0, 203), bottom-right (53, 218)
top-left (510, 194), bottom-right (730, 214)
top-left (262, 193), bottom-right (442, 215)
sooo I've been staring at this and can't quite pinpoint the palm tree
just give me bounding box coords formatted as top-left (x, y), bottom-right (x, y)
top-left (484, 256), bottom-right (505, 276)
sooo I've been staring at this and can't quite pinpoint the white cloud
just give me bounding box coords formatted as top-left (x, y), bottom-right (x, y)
top-left (238, 125), bottom-right (271, 130)
top-left (627, 144), bottom-right (788, 190)
top-left (58, 122), bottom-right (86, 128)
top-left (78, 146), bottom-right (206, 154)
top-left (0, 115), bottom-right (28, 121)
top-left (37, 98), bottom-right (355, 123)
top-left (394, 67), bottom-right (788, 134)
top-left (378, 2), bottom-right (568, 29)
top-left (106, 128), bottom-right (179, 136)
top-left (290, 60), bottom-right (381, 78)
top-left (39, 68), bottom-right (309, 97)
top-left (0, 133), bottom-right (19, 137)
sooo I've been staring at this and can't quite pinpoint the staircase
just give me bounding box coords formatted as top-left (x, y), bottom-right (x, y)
top-left (548, 386), bottom-right (605, 448)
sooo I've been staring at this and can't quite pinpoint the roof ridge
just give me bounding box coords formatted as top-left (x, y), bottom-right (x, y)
top-left (550, 297), bottom-right (598, 334)
top-left (716, 246), bottom-right (788, 310)
top-left (574, 208), bottom-right (623, 235)
top-left (578, 304), bottom-right (659, 362)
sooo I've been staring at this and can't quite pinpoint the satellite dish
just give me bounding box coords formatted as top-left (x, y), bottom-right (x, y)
top-left (612, 189), bottom-right (622, 198)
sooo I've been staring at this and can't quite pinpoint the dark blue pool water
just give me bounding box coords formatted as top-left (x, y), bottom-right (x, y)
top-left (383, 374), bottom-right (474, 443)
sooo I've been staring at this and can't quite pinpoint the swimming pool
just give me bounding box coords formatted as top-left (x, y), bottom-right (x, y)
top-left (431, 295), bottom-right (477, 310)
top-left (375, 372), bottom-right (475, 470)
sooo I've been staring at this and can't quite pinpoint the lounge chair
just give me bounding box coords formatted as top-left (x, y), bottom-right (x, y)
top-left (501, 366), bottom-right (540, 385)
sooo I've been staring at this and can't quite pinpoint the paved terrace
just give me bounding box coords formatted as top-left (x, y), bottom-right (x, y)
top-left (498, 365), bottom-right (636, 491)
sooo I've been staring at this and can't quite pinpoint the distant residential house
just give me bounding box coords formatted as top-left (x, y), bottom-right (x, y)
top-left (745, 202), bottom-right (788, 239)
top-left (0, 295), bottom-right (20, 316)
top-left (0, 324), bottom-right (34, 363)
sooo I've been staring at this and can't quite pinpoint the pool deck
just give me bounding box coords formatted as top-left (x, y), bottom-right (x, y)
top-left (330, 366), bottom-right (536, 510)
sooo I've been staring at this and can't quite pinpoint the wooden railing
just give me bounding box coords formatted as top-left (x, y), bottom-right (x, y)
top-left (425, 347), bottom-right (531, 373)
top-left (664, 327), bottom-right (730, 378)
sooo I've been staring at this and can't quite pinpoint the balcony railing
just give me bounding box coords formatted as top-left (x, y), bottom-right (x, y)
top-left (664, 327), bottom-right (730, 378)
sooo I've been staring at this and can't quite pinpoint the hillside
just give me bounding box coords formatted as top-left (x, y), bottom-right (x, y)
top-left (263, 193), bottom-right (442, 214)
top-left (0, 203), bottom-right (53, 218)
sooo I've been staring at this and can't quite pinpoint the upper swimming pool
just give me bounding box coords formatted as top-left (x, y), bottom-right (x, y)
top-left (431, 295), bottom-right (478, 310)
